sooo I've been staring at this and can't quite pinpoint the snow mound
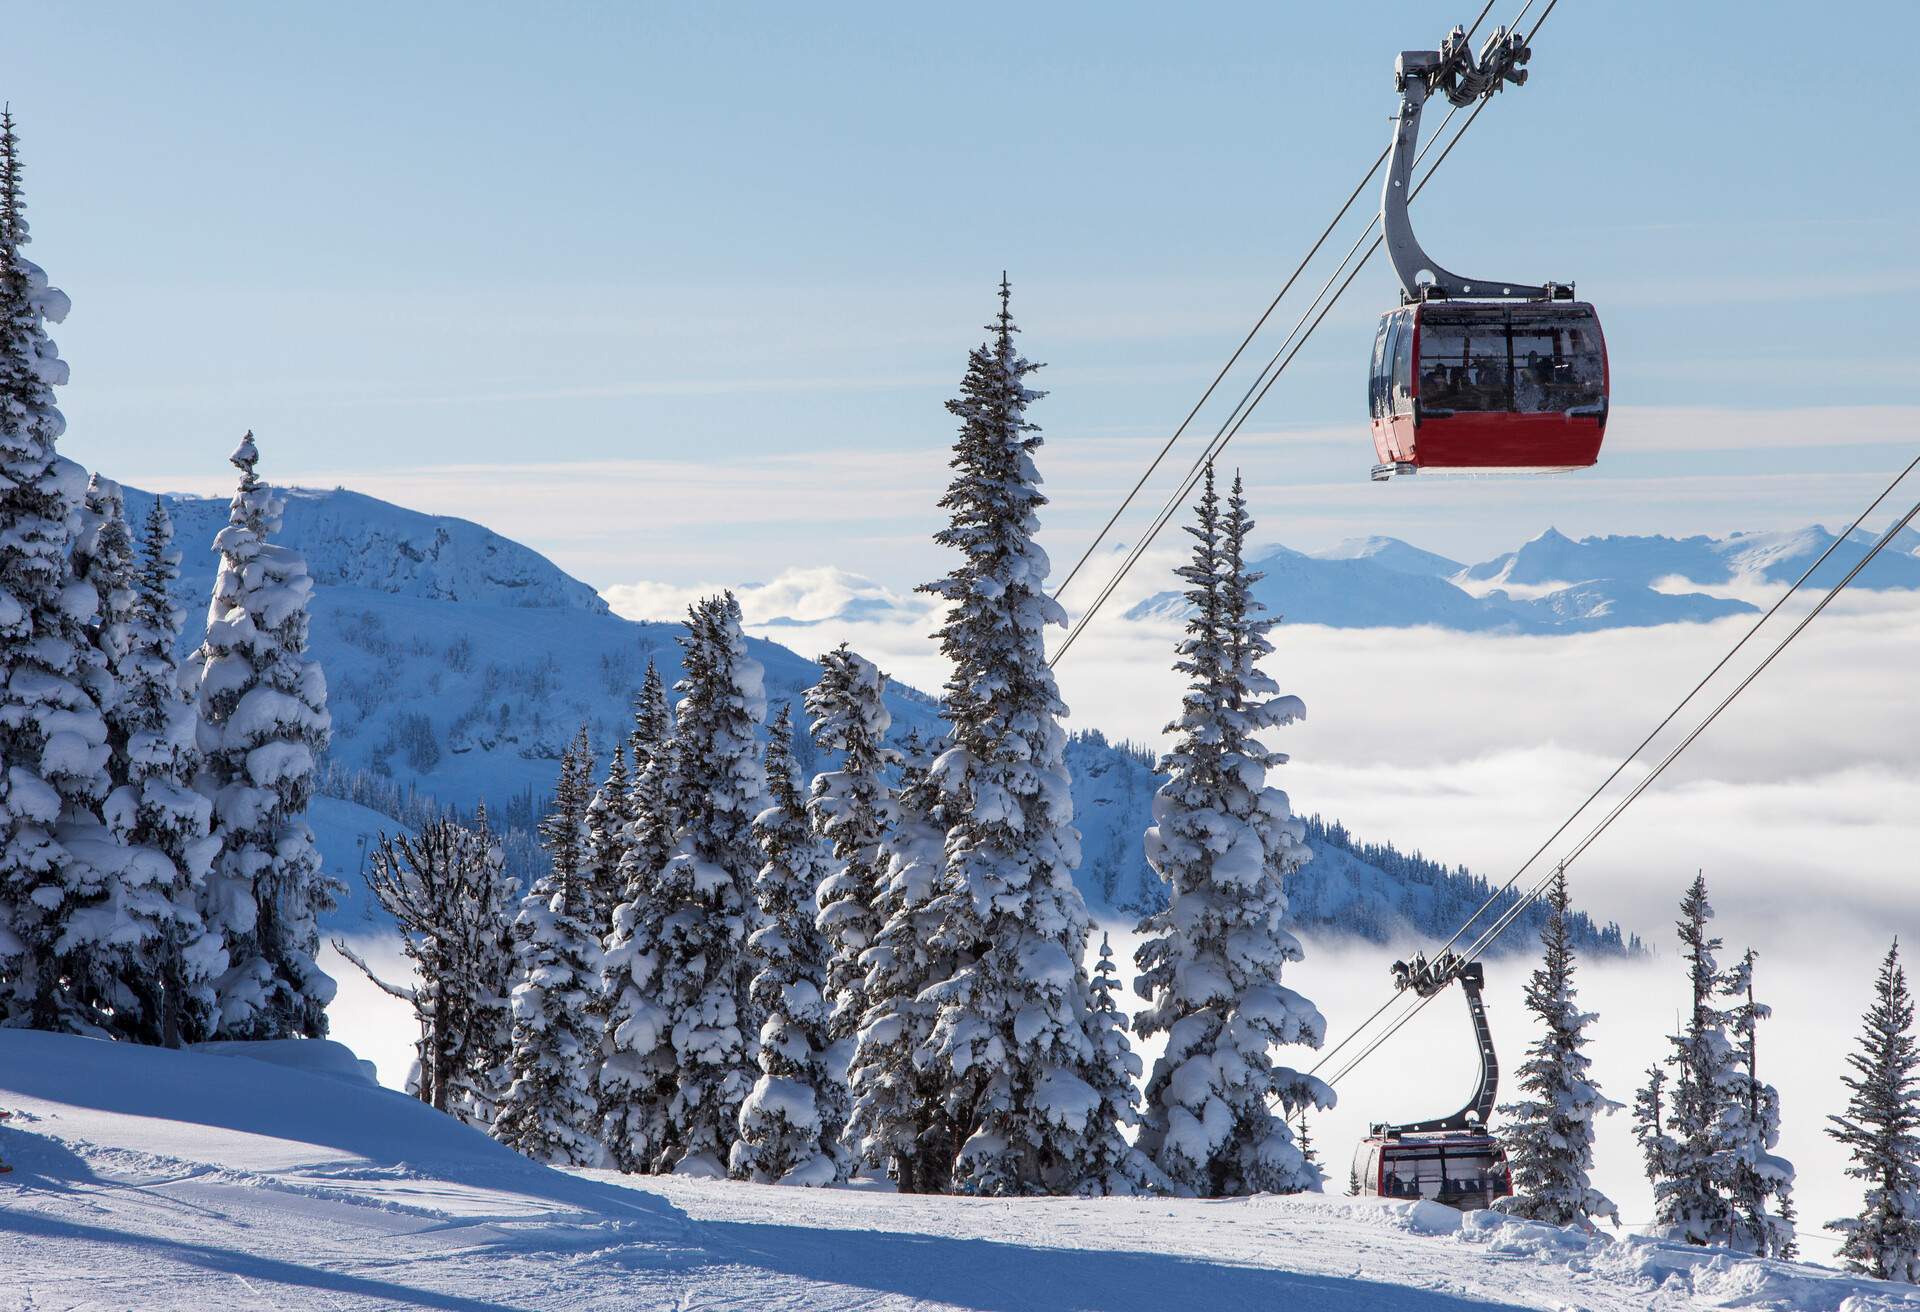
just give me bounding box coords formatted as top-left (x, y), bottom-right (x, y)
top-left (192, 1037), bottom-right (381, 1088)
top-left (1455, 1210), bottom-right (1920, 1311)
top-left (0, 1029), bottom-right (695, 1308)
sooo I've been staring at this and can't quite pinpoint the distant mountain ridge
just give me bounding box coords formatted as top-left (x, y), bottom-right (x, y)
top-left (1465, 524), bottom-right (1920, 591)
top-left (138, 487), bottom-right (609, 615)
top-left (1122, 524), bottom-right (1920, 633)
top-left (136, 482), bottom-right (1631, 955)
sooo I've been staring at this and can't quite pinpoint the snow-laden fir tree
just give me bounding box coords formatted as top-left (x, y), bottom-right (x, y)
top-left (1134, 466), bottom-right (1328, 1198)
top-left (916, 280), bottom-right (1106, 1196)
top-left (803, 643), bottom-right (896, 1059)
top-left (581, 743), bottom-right (630, 941)
top-left (1719, 948), bottom-right (1795, 1258)
top-left (539, 727), bottom-right (593, 903)
top-left (598, 676), bottom-right (680, 1174)
top-left (57, 474), bottom-right (147, 1030)
top-left (594, 671), bottom-right (684, 1172)
top-left (97, 497), bottom-right (223, 1045)
top-left (845, 726), bottom-right (954, 1191)
top-left (1078, 933), bottom-right (1162, 1196)
top-left (1495, 869), bottom-right (1619, 1228)
top-left (1828, 940), bottom-right (1920, 1281)
top-left (1635, 872), bottom-right (1737, 1246)
top-left (618, 594), bottom-right (765, 1176)
top-left (0, 111), bottom-right (116, 1032)
top-left (492, 737), bottom-right (606, 1165)
top-left (732, 706), bottom-right (842, 1185)
top-left (71, 474), bottom-right (134, 672)
top-left (191, 433), bottom-right (333, 1039)
top-left (624, 659), bottom-right (676, 883)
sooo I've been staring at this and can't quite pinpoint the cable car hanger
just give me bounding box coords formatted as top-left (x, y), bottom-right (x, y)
top-left (1383, 25), bottom-right (1568, 304)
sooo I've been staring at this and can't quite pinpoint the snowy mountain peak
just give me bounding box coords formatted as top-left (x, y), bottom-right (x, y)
top-left (128, 485), bottom-right (609, 614)
top-left (1311, 536), bottom-right (1464, 580)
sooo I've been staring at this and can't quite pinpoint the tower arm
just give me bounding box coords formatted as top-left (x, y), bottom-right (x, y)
top-left (1382, 26), bottom-right (1568, 303)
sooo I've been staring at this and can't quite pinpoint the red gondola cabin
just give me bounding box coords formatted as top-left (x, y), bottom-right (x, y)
top-left (1369, 300), bottom-right (1609, 476)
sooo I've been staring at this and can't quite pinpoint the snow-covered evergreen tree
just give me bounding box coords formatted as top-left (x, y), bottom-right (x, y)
top-left (915, 280), bottom-right (1104, 1196)
top-left (0, 111), bottom-right (116, 1033)
top-left (191, 433), bottom-right (333, 1039)
top-left (538, 727), bottom-right (593, 902)
top-left (845, 726), bottom-right (954, 1191)
top-left (626, 594), bottom-right (764, 1176)
top-left (1079, 933), bottom-right (1162, 1196)
top-left (624, 659), bottom-right (676, 885)
top-left (1828, 940), bottom-right (1920, 1282)
top-left (803, 644), bottom-right (896, 1057)
top-left (1495, 870), bottom-right (1619, 1227)
top-left (1134, 466), bottom-right (1328, 1198)
top-left (492, 739), bottom-right (606, 1165)
top-left (72, 474), bottom-right (134, 668)
top-left (733, 706), bottom-right (841, 1185)
top-left (1637, 873), bottom-right (1737, 1246)
top-left (58, 474), bottom-right (145, 1029)
top-left (596, 668), bottom-right (682, 1174)
top-left (1719, 949), bottom-right (1795, 1258)
top-left (100, 498), bottom-right (222, 1045)
top-left (581, 743), bottom-right (630, 941)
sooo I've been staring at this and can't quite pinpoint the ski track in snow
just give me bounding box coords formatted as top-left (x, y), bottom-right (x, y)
top-left (2, 1029), bottom-right (1915, 1311)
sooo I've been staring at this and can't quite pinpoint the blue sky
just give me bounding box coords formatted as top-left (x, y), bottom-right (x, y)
top-left (6, 0), bottom-right (1917, 589)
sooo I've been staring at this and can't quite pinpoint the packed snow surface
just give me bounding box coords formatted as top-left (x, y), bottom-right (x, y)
top-left (3, 1030), bottom-right (1912, 1310)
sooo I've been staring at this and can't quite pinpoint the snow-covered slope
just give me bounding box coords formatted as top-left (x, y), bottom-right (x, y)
top-left (138, 486), bottom-right (611, 613)
top-left (129, 486), bottom-right (941, 806)
top-left (1, 1029), bottom-right (1903, 1310)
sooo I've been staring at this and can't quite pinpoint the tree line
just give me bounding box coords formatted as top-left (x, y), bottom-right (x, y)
top-left (0, 113), bottom-right (332, 1046)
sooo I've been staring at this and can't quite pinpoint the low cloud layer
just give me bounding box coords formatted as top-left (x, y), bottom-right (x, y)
top-left (696, 581), bottom-right (1920, 947)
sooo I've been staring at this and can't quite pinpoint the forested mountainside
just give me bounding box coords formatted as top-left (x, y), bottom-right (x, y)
top-left (140, 484), bottom-right (1630, 952)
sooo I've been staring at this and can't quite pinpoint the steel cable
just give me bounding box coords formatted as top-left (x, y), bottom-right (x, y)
top-left (1322, 484), bottom-right (1920, 1090)
top-left (1051, 0), bottom-right (1504, 604)
top-left (1050, 0), bottom-right (1548, 668)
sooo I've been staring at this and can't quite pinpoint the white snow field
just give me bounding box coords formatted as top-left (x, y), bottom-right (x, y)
top-left (2, 1031), bottom-right (1914, 1311)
